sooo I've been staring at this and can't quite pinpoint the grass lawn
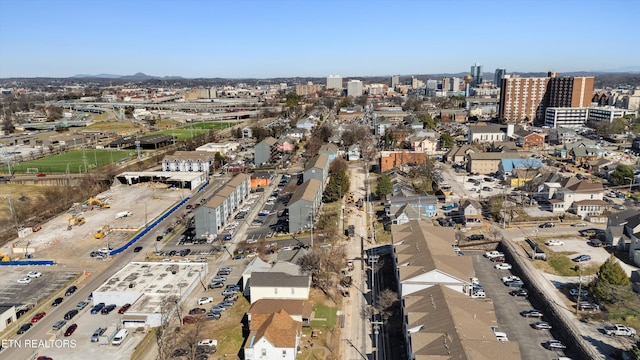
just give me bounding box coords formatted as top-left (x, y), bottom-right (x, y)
top-left (2, 149), bottom-right (133, 174)
top-left (148, 129), bottom-right (208, 140)
top-left (85, 120), bottom-right (141, 133)
top-left (183, 121), bottom-right (236, 130)
top-left (310, 304), bottom-right (338, 329)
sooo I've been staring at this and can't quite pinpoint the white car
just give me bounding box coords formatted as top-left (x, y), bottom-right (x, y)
top-left (27, 271), bottom-right (42, 278)
top-left (494, 263), bottom-right (513, 270)
top-left (197, 339), bottom-right (218, 347)
top-left (198, 297), bottom-right (213, 305)
top-left (484, 251), bottom-right (504, 259)
top-left (17, 277), bottom-right (32, 284)
top-left (545, 239), bottom-right (564, 246)
top-left (501, 275), bottom-right (521, 284)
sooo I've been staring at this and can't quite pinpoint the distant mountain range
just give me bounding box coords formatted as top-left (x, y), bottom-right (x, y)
top-left (72, 72), bottom-right (184, 80)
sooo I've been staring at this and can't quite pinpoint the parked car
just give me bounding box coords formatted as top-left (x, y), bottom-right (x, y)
top-left (64, 309), bottom-right (78, 320)
top-left (52, 320), bottom-right (67, 331)
top-left (133, 246), bottom-right (143, 253)
top-left (189, 308), bottom-right (207, 315)
top-left (118, 304), bottom-right (131, 314)
top-left (571, 222), bottom-right (588, 227)
top-left (490, 256), bottom-right (505, 263)
top-left (211, 276), bottom-right (227, 282)
top-left (198, 297), bottom-right (213, 305)
top-left (206, 312), bottom-right (221, 320)
top-left (543, 340), bottom-right (566, 350)
top-left (467, 234), bottom-right (485, 241)
top-left (63, 324), bottom-right (78, 337)
top-left (17, 323), bottom-right (33, 334)
top-left (520, 309), bottom-right (544, 318)
top-left (208, 282), bottom-right (224, 289)
top-left (539, 222), bottom-right (555, 228)
top-left (494, 263), bottom-right (513, 270)
top-left (52, 297), bottom-right (64, 306)
top-left (182, 316), bottom-right (200, 324)
top-left (27, 271), bottom-right (42, 278)
top-left (604, 324), bottom-right (637, 337)
top-left (509, 288), bottom-right (529, 297)
top-left (17, 277), bottom-right (32, 284)
top-left (532, 321), bottom-right (552, 330)
top-left (91, 327), bottom-right (106, 342)
top-left (572, 254), bottom-right (591, 262)
top-left (545, 240), bottom-right (564, 246)
top-left (222, 288), bottom-right (239, 296)
top-left (501, 276), bottom-right (521, 283)
top-left (65, 285), bottom-right (77, 296)
top-left (31, 312), bottom-right (46, 323)
top-left (101, 304), bottom-right (116, 314)
top-left (76, 301), bottom-right (89, 310)
top-left (578, 302), bottom-right (600, 311)
top-left (484, 251), bottom-right (504, 259)
top-left (90, 303), bottom-right (105, 314)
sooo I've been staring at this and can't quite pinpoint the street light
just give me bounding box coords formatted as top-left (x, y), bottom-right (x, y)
top-left (624, 176), bottom-right (634, 195)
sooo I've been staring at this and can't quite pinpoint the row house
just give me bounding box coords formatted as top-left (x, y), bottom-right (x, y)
top-left (193, 174), bottom-right (250, 239)
top-left (287, 179), bottom-right (323, 234)
top-left (302, 154), bottom-right (330, 191)
top-left (254, 137), bottom-right (279, 166)
top-left (318, 143), bottom-right (339, 163)
top-left (162, 151), bottom-right (213, 174)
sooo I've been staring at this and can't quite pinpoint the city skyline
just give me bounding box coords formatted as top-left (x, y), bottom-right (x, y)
top-left (0, 0), bottom-right (638, 79)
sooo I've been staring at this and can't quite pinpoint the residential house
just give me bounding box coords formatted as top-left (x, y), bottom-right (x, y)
top-left (445, 144), bottom-right (477, 164)
top-left (606, 209), bottom-right (640, 255)
top-left (404, 115), bottom-right (424, 130)
top-left (407, 134), bottom-right (438, 154)
top-left (390, 204), bottom-right (421, 225)
top-left (287, 179), bottom-right (322, 233)
top-left (514, 132), bottom-right (545, 150)
top-left (195, 141), bottom-right (240, 155)
top-left (251, 172), bottom-right (274, 188)
top-left (242, 127), bottom-right (253, 138)
top-left (347, 144), bottom-right (361, 161)
top-left (562, 180), bottom-right (606, 220)
top-left (318, 143), bottom-right (339, 163)
top-left (303, 154), bottom-right (330, 190)
top-left (459, 199), bottom-right (483, 226)
top-left (248, 262), bottom-right (311, 304)
top-left (247, 299), bottom-right (312, 327)
top-left (296, 117), bottom-right (315, 133)
top-left (243, 309), bottom-right (301, 360)
top-left (241, 258), bottom-right (272, 297)
top-left (285, 128), bottom-right (305, 140)
top-left (468, 124), bottom-right (514, 143)
top-left (162, 151), bottom-right (213, 174)
top-left (275, 138), bottom-right (297, 153)
top-left (467, 152), bottom-right (532, 175)
top-left (391, 221), bottom-right (474, 297)
top-left (254, 137), bottom-right (278, 166)
top-left (380, 151), bottom-right (428, 172)
top-left (386, 193), bottom-right (438, 219)
top-left (375, 116), bottom-right (393, 136)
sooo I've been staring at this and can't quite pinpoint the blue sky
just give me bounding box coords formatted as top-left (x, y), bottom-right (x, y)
top-left (0, 0), bottom-right (638, 78)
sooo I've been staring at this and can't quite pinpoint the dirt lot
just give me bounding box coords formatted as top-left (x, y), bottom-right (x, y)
top-left (1, 183), bottom-right (187, 270)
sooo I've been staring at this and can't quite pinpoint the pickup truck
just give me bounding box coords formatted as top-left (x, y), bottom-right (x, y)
top-left (484, 251), bottom-right (504, 259)
top-left (442, 203), bottom-right (459, 211)
top-left (604, 324), bottom-right (637, 337)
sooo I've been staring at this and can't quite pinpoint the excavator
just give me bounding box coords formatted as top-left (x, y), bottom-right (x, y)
top-left (67, 215), bottom-right (86, 230)
top-left (88, 197), bottom-right (111, 209)
top-left (94, 225), bottom-right (111, 239)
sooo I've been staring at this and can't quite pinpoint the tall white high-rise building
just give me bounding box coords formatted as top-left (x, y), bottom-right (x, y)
top-left (347, 80), bottom-right (363, 97)
top-left (326, 75), bottom-right (342, 90)
top-left (451, 77), bottom-right (461, 92)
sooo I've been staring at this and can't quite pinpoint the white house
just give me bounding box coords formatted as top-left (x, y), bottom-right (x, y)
top-left (296, 118), bottom-right (315, 132)
top-left (347, 144), bottom-right (361, 161)
top-left (468, 124), bottom-right (513, 143)
top-left (162, 151), bottom-right (213, 174)
top-left (244, 309), bottom-right (301, 360)
top-left (248, 262), bottom-right (311, 304)
top-left (195, 141), bottom-right (240, 155)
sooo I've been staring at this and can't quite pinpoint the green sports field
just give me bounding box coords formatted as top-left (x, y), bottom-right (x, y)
top-left (183, 121), bottom-right (237, 130)
top-left (2, 149), bottom-right (133, 175)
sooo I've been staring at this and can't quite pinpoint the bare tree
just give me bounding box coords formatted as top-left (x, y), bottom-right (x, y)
top-left (375, 288), bottom-right (399, 323)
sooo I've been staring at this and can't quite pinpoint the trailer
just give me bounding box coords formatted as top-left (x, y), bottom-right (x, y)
top-left (99, 325), bottom-right (119, 345)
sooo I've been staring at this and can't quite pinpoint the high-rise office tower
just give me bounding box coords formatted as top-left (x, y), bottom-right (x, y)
top-left (442, 77), bottom-right (451, 92)
top-left (471, 63), bottom-right (483, 86)
top-left (326, 75), bottom-right (342, 90)
top-left (426, 80), bottom-right (438, 90)
top-left (451, 77), bottom-right (461, 91)
top-left (347, 80), bottom-right (363, 97)
top-left (391, 75), bottom-right (400, 87)
top-left (494, 69), bottom-right (506, 88)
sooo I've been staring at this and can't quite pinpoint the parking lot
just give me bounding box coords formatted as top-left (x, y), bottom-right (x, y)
top-left (0, 269), bottom-right (78, 312)
top-left (472, 253), bottom-right (571, 359)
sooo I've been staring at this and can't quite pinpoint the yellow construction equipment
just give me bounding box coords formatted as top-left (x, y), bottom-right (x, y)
top-left (94, 225), bottom-right (111, 239)
top-left (67, 215), bottom-right (86, 230)
top-left (88, 197), bottom-right (111, 209)
top-left (0, 253), bottom-right (10, 262)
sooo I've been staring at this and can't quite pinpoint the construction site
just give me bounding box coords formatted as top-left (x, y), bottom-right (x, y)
top-left (0, 181), bottom-right (190, 268)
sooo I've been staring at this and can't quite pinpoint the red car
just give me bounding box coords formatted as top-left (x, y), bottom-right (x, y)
top-left (182, 316), bottom-right (200, 324)
top-left (31, 312), bottom-right (46, 323)
top-left (118, 303), bottom-right (131, 314)
top-left (64, 324), bottom-right (77, 337)
top-left (36, 173), bottom-right (46, 177)
top-left (36, 357), bottom-right (53, 360)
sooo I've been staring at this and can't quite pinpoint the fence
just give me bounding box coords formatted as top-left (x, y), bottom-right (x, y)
top-left (109, 196), bottom-right (191, 256)
top-left (0, 260), bottom-right (56, 266)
